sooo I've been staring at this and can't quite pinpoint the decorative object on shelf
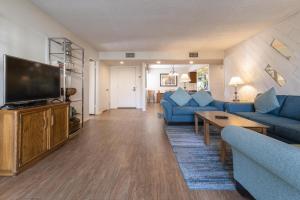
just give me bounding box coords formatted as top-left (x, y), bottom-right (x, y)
top-left (49, 37), bottom-right (84, 136)
top-left (160, 73), bottom-right (177, 87)
top-left (229, 76), bottom-right (244, 102)
top-left (61, 88), bottom-right (77, 102)
top-left (70, 117), bottom-right (81, 135)
top-left (271, 39), bottom-right (292, 60)
top-left (180, 73), bottom-right (191, 90)
top-left (265, 65), bottom-right (286, 87)
top-left (169, 65), bottom-right (179, 76)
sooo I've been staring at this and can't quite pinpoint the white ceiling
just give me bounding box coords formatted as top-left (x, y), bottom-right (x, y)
top-left (31, 0), bottom-right (300, 51)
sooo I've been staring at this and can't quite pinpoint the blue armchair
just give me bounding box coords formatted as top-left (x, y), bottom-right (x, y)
top-left (160, 91), bottom-right (225, 123)
top-left (222, 126), bottom-right (300, 200)
top-left (225, 95), bottom-right (300, 144)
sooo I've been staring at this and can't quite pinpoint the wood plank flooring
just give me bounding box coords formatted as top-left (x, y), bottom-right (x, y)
top-left (0, 104), bottom-right (245, 200)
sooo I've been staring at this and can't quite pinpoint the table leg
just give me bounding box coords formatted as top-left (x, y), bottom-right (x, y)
top-left (262, 128), bottom-right (267, 135)
top-left (195, 114), bottom-right (199, 134)
top-left (220, 140), bottom-right (227, 164)
top-left (204, 120), bottom-right (210, 145)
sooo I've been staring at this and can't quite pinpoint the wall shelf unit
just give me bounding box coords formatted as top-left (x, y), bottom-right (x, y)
top-left (48, 37), bottom-right (84, 136)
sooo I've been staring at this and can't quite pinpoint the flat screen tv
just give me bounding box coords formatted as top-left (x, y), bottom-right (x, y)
top-left (4, 55), bottom-right (60, 104)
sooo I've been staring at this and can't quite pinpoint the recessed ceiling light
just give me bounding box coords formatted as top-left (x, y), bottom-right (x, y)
top-left (120, 61), bottom-right (124, 64)
top-left (156, 61), bottom-right (161, 64)
top-left (189, 61), bottom-right (194, 64)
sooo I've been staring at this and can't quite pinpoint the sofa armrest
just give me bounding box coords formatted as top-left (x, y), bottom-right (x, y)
top-left (211, 100), bottom-right (225, 111)
top-left (160, 100), bottom-right (172, 121)
top-left (222, 126), bottom-right (300, 190)
top-left (225, 102), bottom-right (255, 113)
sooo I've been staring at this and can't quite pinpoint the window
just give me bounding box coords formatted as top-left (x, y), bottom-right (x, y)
top-left (197, 66), bottom-right (209, 91)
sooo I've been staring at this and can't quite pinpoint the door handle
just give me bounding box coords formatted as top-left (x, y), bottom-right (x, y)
top-left (133, 87), bottom-right (136, 92)
top-left (51, 115), bottom-right (54, 126)
top-left (44, 115), bottom-right (48, 129)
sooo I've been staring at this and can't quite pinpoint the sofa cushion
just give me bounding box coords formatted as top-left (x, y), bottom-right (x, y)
top-left (170, 88), bottom-right (192, 106)
top-left (268, 95), bottom-right (287, 115)
top-left (235, 112), bottom-right (300, 143)
top-left (163, 92), bottom-right (179, 106)
top-left (275, 124), bottom-right (300, 144)
top-left (254, 88), bottom-right (280, 113)
top-left (173, 106), bottom-right (218, 115)
top-left (279, 96), bottom-right (300, 121)
top-left (191, 91), bottom-right (213, 107)
top-left (235, 112), bottom-right (276, 132)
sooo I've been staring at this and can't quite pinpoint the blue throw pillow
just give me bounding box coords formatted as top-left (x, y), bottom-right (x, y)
top-left (191, 91), bottom-right (214, 107)
top-left (170, 88), bottom-right (192, 106)
top-left (254, 88), bottom-right (280, 113)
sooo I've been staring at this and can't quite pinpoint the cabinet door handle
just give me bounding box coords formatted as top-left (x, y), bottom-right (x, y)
top-left (44, 115), bottom-right (47, 129)
top-left (51, 115), bottom-right (54, 126)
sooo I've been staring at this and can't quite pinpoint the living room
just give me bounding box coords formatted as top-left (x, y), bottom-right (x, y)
top-left (0, 0), bottom-right (300, 200)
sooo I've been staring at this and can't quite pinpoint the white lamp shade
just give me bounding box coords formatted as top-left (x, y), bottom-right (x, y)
top-left (180, 74), bottom-right (191, 83)
top-left (229, 76), bottom-right (244, 86)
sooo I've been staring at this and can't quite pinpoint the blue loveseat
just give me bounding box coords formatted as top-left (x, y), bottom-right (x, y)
top-left (226, 95), bottom-right (300, 144)
top-left (222, 126), bottom-right (300, 200)
top-left (160, 91), bottom-right (225, 123)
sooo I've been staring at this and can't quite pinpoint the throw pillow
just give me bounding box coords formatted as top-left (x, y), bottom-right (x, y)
top-left (254, 88), bottom-right (280, 113)
top-left (191, 91), bottom-right (214, 107)
top-left (170, 87), bottom-right (192, 106)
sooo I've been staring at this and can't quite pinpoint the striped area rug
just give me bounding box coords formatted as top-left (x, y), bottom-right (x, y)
top-left (165, 125), bottom-right (235, 190)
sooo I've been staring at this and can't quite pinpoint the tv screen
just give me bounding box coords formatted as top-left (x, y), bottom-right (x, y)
top-left (4, 55), bottom-right (60, 104)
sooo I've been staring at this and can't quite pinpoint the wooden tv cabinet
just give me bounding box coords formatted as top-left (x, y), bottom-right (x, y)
top-left (0, 103), bottom-right (69, 176)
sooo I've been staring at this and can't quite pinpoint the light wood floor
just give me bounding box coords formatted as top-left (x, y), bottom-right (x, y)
top-left (0, 104), bottom-right (245, 200)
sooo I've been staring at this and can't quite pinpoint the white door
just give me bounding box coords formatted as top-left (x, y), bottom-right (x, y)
top-left (99, 64), bottom-right (110, 111)
top-left (89, 60), bottom-right (96, 114)
top-left (111, 67), bottom-right (137, 108)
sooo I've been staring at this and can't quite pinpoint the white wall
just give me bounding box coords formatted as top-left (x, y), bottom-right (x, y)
top-left (0, 0), bottom-right (98, 120)
top-left (99, 50), bottom-right (224, 61)
top-left (209, 65), bottom-right (225, 100)
top-left (224, 13), bottom-right (300, 101)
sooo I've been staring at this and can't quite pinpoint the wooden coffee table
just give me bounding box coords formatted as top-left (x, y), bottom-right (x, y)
top-left (194, 111), bottom-right (269, 163)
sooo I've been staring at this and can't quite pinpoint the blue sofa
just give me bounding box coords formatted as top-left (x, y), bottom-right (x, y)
top-left (222, 126), bottom-right (300, 200)
top-left (226, 95), bottom-right (300, 144)
top-left (160, 91), bottom-right (225, 123)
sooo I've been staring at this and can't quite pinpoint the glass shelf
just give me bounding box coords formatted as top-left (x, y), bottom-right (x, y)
top-left (49, 37), bottom-right (84, 134)
top-left (50, 53), bottom-right (83, 61)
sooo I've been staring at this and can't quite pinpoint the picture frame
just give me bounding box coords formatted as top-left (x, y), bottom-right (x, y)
top-left (160, 73), bottom-right (178, 87)
top-left (265, 64), bottom-right (286, 87)
top-left (271, 39), bottom-right (292, 60)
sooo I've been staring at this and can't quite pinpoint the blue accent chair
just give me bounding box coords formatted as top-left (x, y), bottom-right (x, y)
top-left (226, 95), bottom-right (300, 144)
top-left (160, 91), bottom-right (225, 123)
top-left (222, 126), bottom-right (300, 200)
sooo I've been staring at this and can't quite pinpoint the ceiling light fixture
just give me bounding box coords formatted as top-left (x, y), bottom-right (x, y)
top-left (120, 61), bottom-right (124, 65)
top-left (169, 65), bottom-right (179, 76)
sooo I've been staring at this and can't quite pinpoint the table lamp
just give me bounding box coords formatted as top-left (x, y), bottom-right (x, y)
top-left (180, 74), bottom-right (191, 90)
top-left (229, 76), bottom-right (244, 102)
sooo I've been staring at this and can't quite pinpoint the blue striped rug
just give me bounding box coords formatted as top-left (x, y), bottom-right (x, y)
top-left (165, 125), bottom-right (235, 190)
